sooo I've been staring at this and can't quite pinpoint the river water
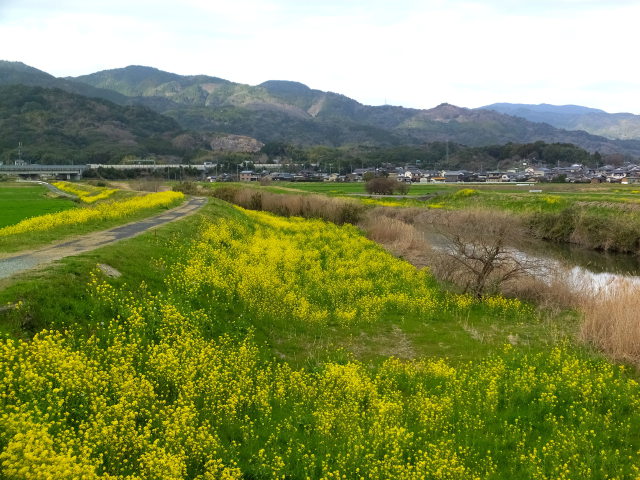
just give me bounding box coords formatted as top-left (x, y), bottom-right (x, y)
top-left (419, 226), bottom-right (640, 295)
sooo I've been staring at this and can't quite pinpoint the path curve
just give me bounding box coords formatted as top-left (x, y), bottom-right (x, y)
top-left (0, 196), bottom-right (207, 280)
top-left (17, 180), bottom-right (78, 199)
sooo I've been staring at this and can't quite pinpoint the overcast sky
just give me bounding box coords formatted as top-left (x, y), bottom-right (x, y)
top-left (1, 0), bottom-right (639, 113)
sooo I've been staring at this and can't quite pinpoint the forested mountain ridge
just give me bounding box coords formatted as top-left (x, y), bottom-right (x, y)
top-left (0, 61), bottom-right (127, 104)
top-left (481, 103), bottom-right (640, 141)
top-left (69, 66), bottom-right (640, 155)
top-left (0, 84), bottom-right (196, 164)
top-left (2, 61), bottom-right (640, 157)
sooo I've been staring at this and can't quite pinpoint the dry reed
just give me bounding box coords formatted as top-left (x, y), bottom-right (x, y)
top-left (361, 214), bottom-right (430, 264)
top-left (580, 278), bottom-right (640, 364)
top-left (213, 187), bottom-right (365, 224)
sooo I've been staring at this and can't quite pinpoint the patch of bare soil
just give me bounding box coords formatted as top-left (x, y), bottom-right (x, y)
top-left (108, 182), bottom-right (136, 191)
top-left (349, 324), bottom-right (416, 360)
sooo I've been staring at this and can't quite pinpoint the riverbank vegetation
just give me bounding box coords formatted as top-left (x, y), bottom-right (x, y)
top-left (234, 181), bottom-right (640, 255)
top-left (580, 279), bottom-right (640, 364)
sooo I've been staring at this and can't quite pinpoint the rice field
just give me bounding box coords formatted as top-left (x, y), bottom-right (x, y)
top-left (0, 183), bottom-right (76, 229)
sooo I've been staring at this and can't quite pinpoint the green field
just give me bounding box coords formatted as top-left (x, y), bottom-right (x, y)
top-left (0, 183), bottom-right (77, 229)
top-left (266, 180), bottom-right (640, 200)
top-left (0, 184), bottom-right (184, 254)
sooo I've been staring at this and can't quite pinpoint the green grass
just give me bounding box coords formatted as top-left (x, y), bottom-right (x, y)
top-left (200, 181), bottom-right (640, 254)
top-left (203, 181), bottom-right (640, 212)
top-left (264, 180), bottom-right (640, 200)
top-left (0, 213), bottom-right (190, 337)
top-left (0, 183), bottom-right (77, 229)
top-left (268, 181), bottom-right (448, 196)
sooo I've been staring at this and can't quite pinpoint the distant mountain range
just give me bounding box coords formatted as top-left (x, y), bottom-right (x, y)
top-left (0, 83), bottom-right (195, 164)
top-left (2, 60), bottom-right (640, 161)
top-left (479, 103), bottom-right (640, 141)
top-left (0, 61), bottom-right (127, 104)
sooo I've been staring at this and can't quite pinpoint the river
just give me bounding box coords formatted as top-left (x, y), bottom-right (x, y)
top-left (418, 225), bottom-right (640, 295)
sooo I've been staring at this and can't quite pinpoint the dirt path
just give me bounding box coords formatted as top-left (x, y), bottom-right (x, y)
top-left (0, 196), bottom-right (207, 281)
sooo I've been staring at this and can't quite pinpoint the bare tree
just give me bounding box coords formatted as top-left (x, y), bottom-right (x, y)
top-left (428, 209), bottom-right (545, 298)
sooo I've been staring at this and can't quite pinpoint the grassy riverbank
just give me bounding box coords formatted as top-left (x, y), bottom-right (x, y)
top-left (198, 182), bottom-right (640, 254)
top-left (3, 199), bottom-right (640, 478)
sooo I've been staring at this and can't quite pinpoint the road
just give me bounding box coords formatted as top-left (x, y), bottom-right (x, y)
top-left (0, 196), bottom-right (207, 281)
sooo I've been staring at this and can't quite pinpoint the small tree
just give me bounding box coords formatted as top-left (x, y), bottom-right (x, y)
top-left (365, 177), bottom-right (397, 195)
top-left (429, 210), bottom-right (544, 298)
top-left (362, 171), bottom-right (375, 182)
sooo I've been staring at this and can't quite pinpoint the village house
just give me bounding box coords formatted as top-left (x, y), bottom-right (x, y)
top-left (239, 170), bottom-right (261, 182)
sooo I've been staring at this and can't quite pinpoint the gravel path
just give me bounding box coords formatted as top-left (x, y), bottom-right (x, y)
top-left (0, 196), bottom-right (207, 280)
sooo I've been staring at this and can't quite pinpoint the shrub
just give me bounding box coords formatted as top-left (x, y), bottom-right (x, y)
top-left (172, 181), bottom-right (199, 195)
top-left (365, 177), bottom-right (397, 195)
top-left (211, 185), bottom-right (241, 203)
top-left (395, 181), bottom-right (411, 195)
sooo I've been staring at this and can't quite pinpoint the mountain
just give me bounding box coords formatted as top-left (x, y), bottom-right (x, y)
top-left (480, 103), bottom-right (640, 141)
top-left (3, 61), bottom-right (640, 158)
top-left (0, 84), bottom-right (194, 164)
top-left (69, 66), bottom-right (640, 156)
top-left (72, 67), bottom-right (407, 146)
top-left (0, 61), bottom-right (128, 105)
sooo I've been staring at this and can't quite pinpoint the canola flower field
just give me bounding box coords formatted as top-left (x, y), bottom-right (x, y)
top-left (1, 204), bottom-right (640, 479)
top-left (52, 181), bottom-right (119, 204)
top-left (166, 208), bottom-right (530, 327)
top-left (0, 190), bottom-right (184, 237)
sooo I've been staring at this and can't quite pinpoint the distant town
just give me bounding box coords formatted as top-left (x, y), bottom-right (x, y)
top-left (3, 158), bottom-right (640, 184)
top-left (235, 162), bottom-right (640, 184)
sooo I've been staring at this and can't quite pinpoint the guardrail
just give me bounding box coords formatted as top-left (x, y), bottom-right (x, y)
top-left (0, 165), bottom-right (88, 172)
top-left (86, 164), bottom-right (206, 171)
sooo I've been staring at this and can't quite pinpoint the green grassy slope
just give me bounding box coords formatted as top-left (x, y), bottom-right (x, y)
top-left (2, 199), bottom-right (639, 479)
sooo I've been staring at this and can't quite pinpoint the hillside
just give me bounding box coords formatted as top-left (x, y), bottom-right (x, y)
top-left (3, 61), bottom-right (640, 157)
top-left (481, 103), bottom-right (640, 141)
top-left (0, 61), bottom-right (127, 105)
top-left (73, 67), bottom-right (408, 146)
top-left (70, 66), bottom-right (640, 155)
top-left (0, 84), bottom-right (190, 164)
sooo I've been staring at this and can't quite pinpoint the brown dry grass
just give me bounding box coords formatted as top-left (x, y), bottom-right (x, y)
top-left (579, 279), bottom-right (640, 364)
top-left (364, 207), bottom-right (584, 310)
top-left (360, 214), bottom-right (430, 264)
top-left (499, 267), bottom-right (581, 312)
top-left (213, 187), bottom-right (365, 225)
